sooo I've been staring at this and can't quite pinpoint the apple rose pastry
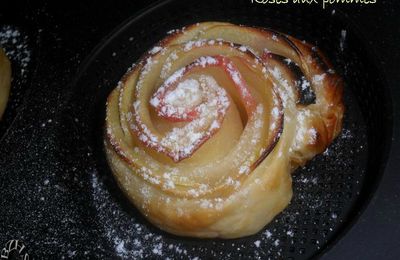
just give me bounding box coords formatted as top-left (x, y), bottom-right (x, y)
top-left (0, 47), bottom-right (11, 120)
top-left (104, 22), bottom-right (344, 238)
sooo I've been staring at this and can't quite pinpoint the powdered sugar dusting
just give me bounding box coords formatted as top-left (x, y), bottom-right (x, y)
top-left (163, 79), bottom-right (203, 112)
top-left (300, 76), bottom-right (311, 91)
top-left (340, 29), bottom-right (347, 51)
top-left (160, 50), bottom-right (179, 79)
top-left (89, 170), bottom-right (203, 259)
top-left (159, 75), bottom-right (230, 161)
top-left (292, 110), bottom-right (312, 151)
top-left (183, 40), bottom-right (207, 52)
top-left (148, 46), bottom-right (163, 55)
top-left (269, 67), bottom-right (295, 108)
top-left (0, 25), bottom-right (32, 78)
top-left (312, 74), bottom-right (326, 85)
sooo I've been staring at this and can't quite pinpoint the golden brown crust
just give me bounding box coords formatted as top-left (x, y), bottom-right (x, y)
top-left (0, 48), bottom-right (11, 120)
top-left (104, 22), bottom-right (344, 238)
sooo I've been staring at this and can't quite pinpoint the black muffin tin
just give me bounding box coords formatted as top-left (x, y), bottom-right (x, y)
top-left (0, 1), bottom-right (399, 259)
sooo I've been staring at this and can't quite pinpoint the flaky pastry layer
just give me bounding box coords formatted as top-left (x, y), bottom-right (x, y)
top-left (0, 48), bottom-right (11, 120)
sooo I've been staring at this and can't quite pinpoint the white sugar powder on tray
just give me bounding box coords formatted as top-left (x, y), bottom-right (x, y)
top-left (0, 25), bottom-right (32, 78)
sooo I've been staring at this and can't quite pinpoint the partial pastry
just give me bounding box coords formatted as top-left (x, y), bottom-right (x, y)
top-left (104, 22), bottom-right (344, 238)
top-left (0, 47), bottom-right (11, 120)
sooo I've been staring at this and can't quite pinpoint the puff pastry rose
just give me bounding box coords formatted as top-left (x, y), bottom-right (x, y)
top-left (104, 22), bottom-right (344, 238)
top-left (0, 48), bottom-right (11, 120)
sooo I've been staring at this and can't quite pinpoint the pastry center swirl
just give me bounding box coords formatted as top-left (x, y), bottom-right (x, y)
top-left (150, 73), bottom-right (229, 123)
top-left (163, 79), bottom-right (203, 110)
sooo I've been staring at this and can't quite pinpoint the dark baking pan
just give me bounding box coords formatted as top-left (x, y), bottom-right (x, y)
top-left (0, 0), bottom-right (398, 259)
top-left (61, 0), bottom-right (392, 258)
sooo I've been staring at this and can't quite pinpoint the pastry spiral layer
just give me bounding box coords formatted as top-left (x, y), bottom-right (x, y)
top-left (0, 48), bottom-right (11, 120)
top-left (104, 22), bottom-right (344, 238)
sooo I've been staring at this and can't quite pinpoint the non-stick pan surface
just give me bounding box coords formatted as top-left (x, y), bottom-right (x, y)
top-left (0, 0), bottom-right (397, 259)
